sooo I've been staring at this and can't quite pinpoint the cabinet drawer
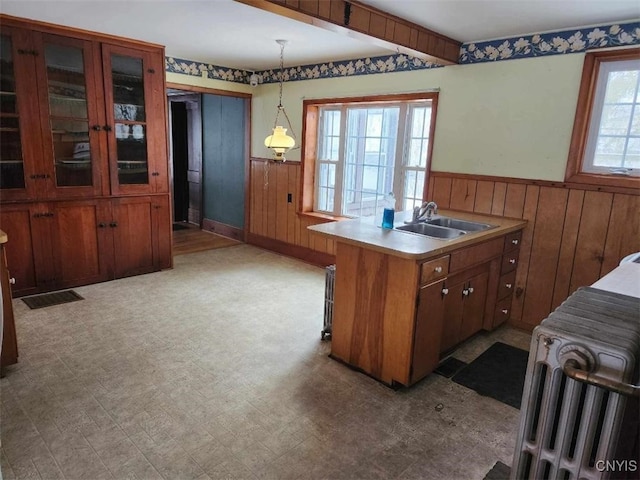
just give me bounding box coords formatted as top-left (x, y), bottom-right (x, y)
top-left (494, 296), bottom-right (512, 326)
top-left (504, 231), bottom-right (522, 252)
top-left (420, 255), bottom-right (449, 285)
top-left (450, 237), bottom-right (502, 273)
top-left (501, 250), bottom-right (520, 274)
top-left (497, 270), bottom-right (516, 300)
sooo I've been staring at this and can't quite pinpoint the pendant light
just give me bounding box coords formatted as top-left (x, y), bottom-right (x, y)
top-left (264, 40), bottom-right (296, 162)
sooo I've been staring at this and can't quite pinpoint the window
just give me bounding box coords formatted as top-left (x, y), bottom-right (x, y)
top-left (566, 48), bottom-right (640, 187)
top-left (308, 94), bottom-right (437, 218)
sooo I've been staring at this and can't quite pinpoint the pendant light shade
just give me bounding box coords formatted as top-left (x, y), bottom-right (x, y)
top-left (264, 40), bottom-right (296, 162)
top-left (264, 126), bottom-right (295, 161)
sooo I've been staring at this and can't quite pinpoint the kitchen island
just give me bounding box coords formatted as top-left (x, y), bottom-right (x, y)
top-left (309, 209), bottom-right (527, 387)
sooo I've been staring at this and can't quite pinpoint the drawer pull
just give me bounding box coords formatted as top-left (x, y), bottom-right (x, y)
top-left (505, 283), bottom-right (512, 289)
top-left (462, 288), bottom-right (469, 297)
top-left (468, 287), bottom-right (474, 294)
top-left (441, 288), bottom-right (449, 296)
top-left (509, 258), bottom-right (516, 264)
top-left (9, 278), bottom-right (15, 285)
top-left (512, 239), bottom-right (519, 245)
top-left (501, 309), bottom-right (509, 314)
top-left (434, 266), bottom-right (442, 273)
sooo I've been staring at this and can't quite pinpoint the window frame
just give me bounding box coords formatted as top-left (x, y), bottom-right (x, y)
top-left (300, 92), bottom-right (439, 220)
top-left (565, 47), bottom-right (640, 189)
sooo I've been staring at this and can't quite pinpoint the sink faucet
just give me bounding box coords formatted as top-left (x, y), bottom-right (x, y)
top-left (411, 201), bottom-right (438, 222)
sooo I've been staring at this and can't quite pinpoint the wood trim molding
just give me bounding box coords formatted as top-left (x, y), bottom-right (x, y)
top-left (0, 14), bottom-right (164, 51)
top-left (564, 47), bottom-right (640, 190)
top-left (166, 82), bottom-right (252, 98)
top-left (202, 218), bottom-right (245, 242)
top-left (430, 171), bottom-right (640, 196)
top-left (234, 0), bottom-right (460, 65)
top-left (250, 156), bottom-right (301, 165)
top-left (247, 232), bottom-right (335, 267)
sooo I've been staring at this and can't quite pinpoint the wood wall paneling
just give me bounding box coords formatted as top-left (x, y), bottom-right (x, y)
top-left (569, 190), bottom-right (614, 293)
top-left (249, 165), bottom-right (640, 331)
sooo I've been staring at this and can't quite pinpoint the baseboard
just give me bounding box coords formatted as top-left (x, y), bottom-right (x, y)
top-left (202, 218), bottom-right (244, 241)
top-left (247, 233), bottom-right (335, 267)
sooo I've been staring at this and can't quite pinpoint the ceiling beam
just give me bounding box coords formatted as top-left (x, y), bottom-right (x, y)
top-left (234, 0), bottom-right (461, 65)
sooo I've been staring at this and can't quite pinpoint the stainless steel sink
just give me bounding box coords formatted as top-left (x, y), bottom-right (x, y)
top-left (426, 216), bottom-right (495, 231)
top-left (396, 222), bottom-right (467, 239)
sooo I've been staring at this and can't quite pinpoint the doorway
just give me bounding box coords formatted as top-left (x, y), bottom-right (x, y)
top-left (167, 91), bottom-right (202, 227)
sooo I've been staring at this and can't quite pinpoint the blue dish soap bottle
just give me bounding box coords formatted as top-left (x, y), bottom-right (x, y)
top-left (381, 192), bottom-right (395, 229)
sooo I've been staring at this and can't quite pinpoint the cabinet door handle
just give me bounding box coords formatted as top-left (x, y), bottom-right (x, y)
top-left (92, 125), bottom-right (102, 131)
top-left (512, 239), bottom-right (519, 245)
top-left (462, 288), bottom-right (469, 297)
top-left (103, 125), bottom-right (112, 132)
top-left (9, 278), bottom-right (15, 285)
top-left (151, 172), bottom-right (160, 177)
top-left (441, 288), bottom-right (449, 296)
top-left (468, 286), bottom-right (474, 294)
top-left (505, 283), bottom-right (512, 289)
top-left (98, 222), bottom-right (107, 228)
top-left (509, 258), bottom-right (516, 264)
top-left (501, 309), bottom-right (509, 315)
top-left (434, 266), bottom-right (442, 273)
top-left (109, 222), bottom-right (118, 228)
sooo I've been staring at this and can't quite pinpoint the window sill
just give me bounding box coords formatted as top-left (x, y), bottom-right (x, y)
top-left (298, 211), bottom-right (351, 223)
top-left (564, 172), bottom-right (640, 192)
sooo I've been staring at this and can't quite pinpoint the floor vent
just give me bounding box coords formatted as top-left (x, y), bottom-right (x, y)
top-left (22, 290), bottom-right (84, 309)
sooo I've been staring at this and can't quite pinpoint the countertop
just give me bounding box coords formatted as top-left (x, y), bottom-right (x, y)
top-left (0, 230), bottom-right (6, 244)
top-left (308, 209), bottom-right (527, 260)
top-left (591, 261), bottom-right (640, 299)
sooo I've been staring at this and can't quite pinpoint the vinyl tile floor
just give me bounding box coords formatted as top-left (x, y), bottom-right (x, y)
top-left (1, 245), bottom-right (532, 480)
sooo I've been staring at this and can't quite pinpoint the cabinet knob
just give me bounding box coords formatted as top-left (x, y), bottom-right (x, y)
top-left (462, 288), bottom-right (469, 296)
top-left (103, 125), bottom-right (112, 132)
top-left (509, 258), bottom-right (516, 264)
top-left (434, 266), bottom-right (442, 273)
top-left (151, 172), bottom-right (160, 177)
top-left (109, 222), bottom-right (118, 228)
top-left (98, 222), bottom-right (107, 228)
top-left (92, 125), bottom-right (102, 131)
top-left (505, 283), bottom-right (512, 289)
top-left (501, 309), bottom-right (509, 315)
top-left (468, 287), bottom-right (474, 294)
top-left (441, 288), bottom-right (449, 296)
top-left (512, 239), bottom-right (519, 245)
top-left (9, 278), bottom-right (15, 285)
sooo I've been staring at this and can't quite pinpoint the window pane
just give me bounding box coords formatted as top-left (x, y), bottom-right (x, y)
top-left (404, 170), bottom-right (417, 199)
top-left (626, 138), bottom-right (640, 168)
top-left (599, 104), bottom-right (632, 136)
top-left (630, 109), bottom-right (640, 135)
top-left (594, 136), bottom-right (625, 167)
top-left (605, 70), bottom-right (638, 104)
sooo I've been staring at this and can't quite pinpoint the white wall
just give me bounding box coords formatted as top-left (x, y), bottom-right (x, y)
top-left (250, 54), bottom-right (585, 182)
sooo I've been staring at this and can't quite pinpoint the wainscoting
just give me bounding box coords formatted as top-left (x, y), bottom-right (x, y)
top-left (248, 158), bottom-right (639, 330)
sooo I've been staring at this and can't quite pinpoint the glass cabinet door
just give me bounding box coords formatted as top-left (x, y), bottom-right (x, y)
top-left (102, 44), bottom-right (167, 195)
top-left (0, 27), bottom-right (43, 201)
top-left (35, 34), bottom-right (103, 197)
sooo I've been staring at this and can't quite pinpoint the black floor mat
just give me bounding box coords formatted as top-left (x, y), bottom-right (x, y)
top-left (434, 357), bottom-right (467, 378)
top-left (22, 290), bottom-right (84, 309)
top-left (484, 461), bottom-right (511, 480)
top-left (452, 342), bottom-right (528, 409)
top-left (173, 223), bottom-right (190, 231)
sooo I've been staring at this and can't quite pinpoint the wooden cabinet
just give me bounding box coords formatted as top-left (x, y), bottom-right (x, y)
top-left (441, 265), bottom-right (489, 353)
top-left (0, 15), bottom-right (171, 296)
top-left (411, 278), bottom-right (446, 384)
top-left (0, 197), bottom-right (170, 296)
top-left (0, 22), bottom-right (168, 201)
top-left (330, 226), bottom-right (524, 387)
top-left (1, 235), bottom-right (18, 368)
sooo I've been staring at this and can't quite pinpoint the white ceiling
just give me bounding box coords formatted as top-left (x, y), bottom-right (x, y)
top-left (1, 0), bottom-right (639, 70)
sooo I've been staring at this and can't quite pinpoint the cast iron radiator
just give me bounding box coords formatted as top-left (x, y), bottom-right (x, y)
top-left (511, 287), bottom-right (640, 480)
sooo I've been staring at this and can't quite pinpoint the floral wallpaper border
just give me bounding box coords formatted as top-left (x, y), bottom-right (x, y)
top-left (165, 20), bottom-right (640, 84)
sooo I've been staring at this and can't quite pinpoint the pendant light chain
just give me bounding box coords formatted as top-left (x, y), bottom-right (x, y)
top-left (271, 41), bottom-right (296, 144)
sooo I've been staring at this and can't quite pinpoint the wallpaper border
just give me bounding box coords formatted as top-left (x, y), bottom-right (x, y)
top-left (165, 20), bottom-right (640, 84)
